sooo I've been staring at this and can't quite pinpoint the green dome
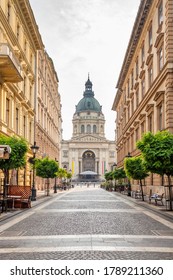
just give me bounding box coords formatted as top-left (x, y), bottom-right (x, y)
top-left (75, 76), bottom-right (102, 113)
top-left (76, 96), bottom-right (101, 112)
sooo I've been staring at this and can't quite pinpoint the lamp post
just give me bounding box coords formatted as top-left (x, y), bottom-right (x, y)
top-left (111, 162), bottom-right (117, 190)
top-left (112, 162), bottom-right (117, 171)
top-left (125, 152), bottom-right (132, 196)
top-left (54, 158), bottom-right (59, 193)
top-left (30, 141), bottom-right (39, 201)
top-left (69, 169), bottom-right (72, 188)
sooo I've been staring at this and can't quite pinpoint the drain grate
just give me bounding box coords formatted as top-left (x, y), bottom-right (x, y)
top-left (0, 230), bottom-right (27, 236)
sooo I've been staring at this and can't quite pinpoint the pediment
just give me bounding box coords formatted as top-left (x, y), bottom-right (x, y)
top-left (71, 135), bottom-right (105, 142)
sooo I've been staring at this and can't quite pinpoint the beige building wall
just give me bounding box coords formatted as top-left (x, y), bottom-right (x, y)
top-left (0, 0), bottom-right (62, 191)
top-left (0, 0), bottom-right (43, 187)
top-left (112, 0), bottom-right (173, 194)
top-left (35, 50), bottom-right (62, 190)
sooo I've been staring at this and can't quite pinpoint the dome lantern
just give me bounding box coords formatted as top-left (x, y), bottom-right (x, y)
top-left (75, 75), bottom-right (102, 113)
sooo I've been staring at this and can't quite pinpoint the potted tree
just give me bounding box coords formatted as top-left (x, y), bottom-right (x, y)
top-left (0, 134), bottom-right (28, 197)
top-left (35, 157), bottom-right (59, 196)
top-left (137, 130), bottom-right (173, 210)
top-left (124, 156), bottom-right (149, 201)
top-left (114, 168), bottom-right (127, 192)
top-left (104, 171), bottom-right (114, 191)
top-left (56, 168), bottom-right (67, 190)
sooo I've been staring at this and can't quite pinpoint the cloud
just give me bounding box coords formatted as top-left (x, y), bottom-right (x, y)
top-left (30, 0), bottom-right (141, 140)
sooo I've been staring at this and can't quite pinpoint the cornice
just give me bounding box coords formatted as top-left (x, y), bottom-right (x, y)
top-left (116, 0), bottom-right (152, 89)
top-left (16, 0), bottom-right (44, 50)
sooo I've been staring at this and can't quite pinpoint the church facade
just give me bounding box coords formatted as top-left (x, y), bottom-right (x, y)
top-left (61, 76), bottom-right (116, 182)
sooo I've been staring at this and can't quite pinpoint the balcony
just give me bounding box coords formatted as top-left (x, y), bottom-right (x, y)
top-left (0, 44), bottom-right (23, 83)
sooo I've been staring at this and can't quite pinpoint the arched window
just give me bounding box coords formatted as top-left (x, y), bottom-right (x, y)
top-left (81, 125), bottom-right (85, 133)
top-left (87, 124), bottom-right (91, 133)
top-left (74, 125), bottom-right (77, 133)
top-left (93, 125), bottom-right (97, 133)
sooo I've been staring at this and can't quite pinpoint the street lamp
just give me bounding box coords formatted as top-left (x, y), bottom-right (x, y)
top-left (30, 141), bottom-right (39, 201)
top-left (125, 152), bottom-right (132, 196)
top-left (112, 162), bottom-right (117, 171)
top-left (54, 158), bottom-right (59, 193)
top-left (69, 169), bottom-right (72, 188)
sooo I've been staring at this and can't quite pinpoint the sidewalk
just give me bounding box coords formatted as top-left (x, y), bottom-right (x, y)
top-left (1, 186), bottom-right (173, 223)
top-left (0, 188), bottom-right (62, 222)
top-left (114, 191), bottom-right (173, 220)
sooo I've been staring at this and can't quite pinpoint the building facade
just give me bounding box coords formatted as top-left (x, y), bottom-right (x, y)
top-left (0, 0), bottom-right (43, 188)
top-left (61, 76), bottom-right (116, 182)
top-left (35, 50), bottom-right (62, 190)
top-left (0, 0), bottom-right (62, 191)
top-left (112, 0), bottom-right (173, 193)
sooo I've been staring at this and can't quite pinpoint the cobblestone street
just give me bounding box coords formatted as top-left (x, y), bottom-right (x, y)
top-left (0, 185), bottom-right (173, 259)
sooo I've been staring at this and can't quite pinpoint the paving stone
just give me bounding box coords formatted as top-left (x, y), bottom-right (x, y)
top-left (0, 251), bottom-right (173, 260)
top-left (1, 186), bottom-right (173, 260)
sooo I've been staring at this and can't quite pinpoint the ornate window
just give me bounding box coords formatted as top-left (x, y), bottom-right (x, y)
top-left (29, 121), bottom-right (32, 143)
top-left (141, 44), bottom-right (145, 65)
top-left (74, 125), bottom-right (77, 133)
top-left (7, 2), bottom-right (11, 22)
top-left (141, 121), bottom-right (145, 136)
top-left (6, 98), bottom-right (10, 126)
top-left (127, 80), bottom-right (130, 97)
top-left (131, 97), bottom-right (134, 114)
top-left (158, 47), bottom-right (163, 72)
top-left (16, 108), bottom-right (19, 134)
top-left (17, 23), bottom-right (20, 40)
top-left (63, 150), bottom-right (68, 158)
top-left (158, 1), bottom-right (163, 26)
top-left (135, 127), bottom-right (139, 142)
top-left (81, 125), bottom-right (85, 133)
top-left (136, 58), bottom-right (139, 78)
top-left (148, 114), bottom-right (153, 132)
top-left (23, 116), bottom-right (26, 137)
top-left (141, 77), bottom-right (145, 98)
top-left (148, 25), bottom-right (152, 49)
top-left (158, 104), bottom-right (163, 131)
top-left (131, 70), bottom-right (134, 89)
top-left (93, 125), bottom-right (97, 133)
top-left (148, 64), bottom-right (153, 87)
top-left (87, 124), bottom-right (91, 133)
top-left (136, 88), bottom-right (139, 108)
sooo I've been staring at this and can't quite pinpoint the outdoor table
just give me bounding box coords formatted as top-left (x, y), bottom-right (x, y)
top-left (7, 195), bottom-right (22, 209)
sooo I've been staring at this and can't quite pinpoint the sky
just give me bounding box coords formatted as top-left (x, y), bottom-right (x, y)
top-left (29, 0), bottom-right (141, 140)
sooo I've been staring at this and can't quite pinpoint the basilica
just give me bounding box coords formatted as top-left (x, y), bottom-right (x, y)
top-left (61, 76), bottom-right (116, 182)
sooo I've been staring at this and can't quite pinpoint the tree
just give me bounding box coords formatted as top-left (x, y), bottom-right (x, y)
top-left (104, 171), bottom-right (114, 190)
top-left (112, 168), bottom-right (126, 183)
top-left (56, 168), bottom-right (67, 188)
top-left (35, 157), bottom-right (59, 196)
top-left (124, 156), bottom-right (149, 201)
top-left (66, 172), bottom-right (72, 187)
top-left (104, 171), bottom-right (114, 181)
top-left (0, 134), bottom-right (28, 197)
top-left (112, 167), bottom-right (127, 192)
top-left (0, 134), bottom-right (28, 171)
top-left (137, 130), bottom-right (173, 209)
